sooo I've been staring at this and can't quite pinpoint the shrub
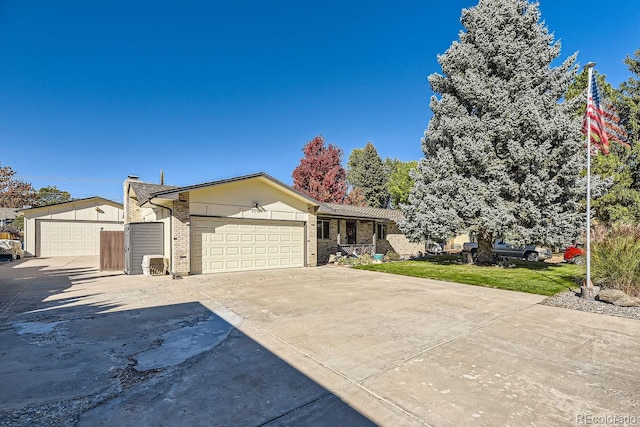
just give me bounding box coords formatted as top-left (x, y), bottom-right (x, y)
top-left (591, 224), bottom-right (640, 297)
top-left (337, 253), bottom-right (374, 266)
top-left (385, 249), bottom-right (400, 262)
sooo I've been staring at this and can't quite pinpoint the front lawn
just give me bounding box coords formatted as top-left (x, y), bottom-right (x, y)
top-left (354, 256), bottom-right (584, 296)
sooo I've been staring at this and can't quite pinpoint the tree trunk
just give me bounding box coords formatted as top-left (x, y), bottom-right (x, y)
top-left (476, 235), bottom-right (494, 264)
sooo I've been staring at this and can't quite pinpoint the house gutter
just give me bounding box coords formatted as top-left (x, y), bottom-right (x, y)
top-left (147, 197), bottom-right (174, 274)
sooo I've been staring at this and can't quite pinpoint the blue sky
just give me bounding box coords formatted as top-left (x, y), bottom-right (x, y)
top-left (1, 1), bottom-right (639, 203)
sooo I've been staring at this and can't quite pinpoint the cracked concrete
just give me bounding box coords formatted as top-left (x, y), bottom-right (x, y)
top-left (134, 315), bottom-right (234, 371)
top-left (1, 256), bottom-right (639, 426)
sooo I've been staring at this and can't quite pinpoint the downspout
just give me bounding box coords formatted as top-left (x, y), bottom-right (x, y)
top-left (148, 197), bottom-right (173, 274)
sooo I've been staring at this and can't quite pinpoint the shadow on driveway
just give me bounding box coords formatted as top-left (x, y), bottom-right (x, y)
top-left (0, 258), bottom-right (375, 426)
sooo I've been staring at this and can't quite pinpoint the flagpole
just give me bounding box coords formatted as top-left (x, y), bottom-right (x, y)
top-left (584, 62), bottom-right (596, 293)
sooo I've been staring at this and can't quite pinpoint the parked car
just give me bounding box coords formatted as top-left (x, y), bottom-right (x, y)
top-left (426, 240), bottom-right (444, 255)
top-left (563, 243), bottom-right (585, 264)
top-left (0, 239), bottom-right (24, 260)
top-left (462, 240), bottom-right (552, 262)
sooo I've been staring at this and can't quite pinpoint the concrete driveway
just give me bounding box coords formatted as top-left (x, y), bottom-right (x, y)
top-left (0, 257), bottom-right (638, 426)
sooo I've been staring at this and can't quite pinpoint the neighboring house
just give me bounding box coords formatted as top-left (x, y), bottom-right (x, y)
top-left (21, 197), bottom-right (124, 257)
top-left (124, 172), bottom-right (430, 276)
top-left (0, 207), bottom-right (18, 228)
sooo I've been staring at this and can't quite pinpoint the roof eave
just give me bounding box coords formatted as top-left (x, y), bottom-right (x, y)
top-left (145, 172), bottom-right (320, 208)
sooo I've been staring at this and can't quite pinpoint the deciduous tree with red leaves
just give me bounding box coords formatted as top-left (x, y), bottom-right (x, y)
top-left (292, 135), bottom-right (348, 203)
top-left (0, 162), bottom-right (36, 208)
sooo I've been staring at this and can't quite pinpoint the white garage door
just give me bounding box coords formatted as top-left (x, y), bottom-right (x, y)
top-left (38, 220), bottom-right (124, 257)
top-left (191, 217), bottom-right (305, 274)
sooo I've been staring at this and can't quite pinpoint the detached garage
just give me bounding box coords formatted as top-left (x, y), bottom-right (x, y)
top-left (22, 197), bottom-right (124, 257)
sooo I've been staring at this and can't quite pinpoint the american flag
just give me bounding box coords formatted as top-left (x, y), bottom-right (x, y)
top-left (582, 73), bottom-right (630, 154)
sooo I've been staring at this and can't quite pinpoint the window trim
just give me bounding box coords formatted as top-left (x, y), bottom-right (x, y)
top-left (376, 223), bottom-right (387, 240)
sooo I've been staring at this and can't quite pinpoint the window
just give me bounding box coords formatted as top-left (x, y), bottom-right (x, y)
top-left (317, 220), bottom-right (330, 239)
top-left (376, 223), bottom-right (387, 240)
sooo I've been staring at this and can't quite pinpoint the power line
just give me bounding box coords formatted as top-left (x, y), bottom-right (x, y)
top-left (14, 176), bottom-right (122, 183)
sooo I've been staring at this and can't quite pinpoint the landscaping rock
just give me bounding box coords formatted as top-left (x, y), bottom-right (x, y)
top-left (580, 285), bottom-right (600, 301)
top-left (597, 289), bottom-right (640, 307)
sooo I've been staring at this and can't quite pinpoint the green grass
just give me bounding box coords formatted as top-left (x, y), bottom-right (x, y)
top-left (354, 255), bottom-right (584, 296)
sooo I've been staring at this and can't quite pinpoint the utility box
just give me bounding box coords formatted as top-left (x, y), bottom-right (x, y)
top-left (124, 222), bottom-right (164, 275)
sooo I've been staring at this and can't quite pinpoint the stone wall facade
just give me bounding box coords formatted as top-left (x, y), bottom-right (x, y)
top-left (317, 218), bottom-right (391, 264)
top-left (171, 192), bottom-right (190, 276)
top-left (317, 218), bottom-right (340, 264)
top-left (316, 219), bottom-right (427, 263)
top-left (384, 222), bottom-right (426, 257)
top-left (306, 209), bottom-right (318, 267)
top-left (123, 179), bottom-right (142, 224)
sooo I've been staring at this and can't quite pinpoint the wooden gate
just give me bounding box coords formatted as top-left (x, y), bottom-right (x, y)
top-left (100, 230), bottom-right (124, 271)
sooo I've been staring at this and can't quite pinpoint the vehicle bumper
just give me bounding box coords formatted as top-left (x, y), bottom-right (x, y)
top-left (539, 251), bottom-right (553, 261)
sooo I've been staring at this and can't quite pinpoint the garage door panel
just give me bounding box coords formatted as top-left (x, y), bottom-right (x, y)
top-left (191, 218), bottom-right (304, 274)
top-left (38, 220), bottom-right (123, 257)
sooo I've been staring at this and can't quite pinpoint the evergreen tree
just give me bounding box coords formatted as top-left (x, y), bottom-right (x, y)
top-left (292, 135), bottom-right (348, 203)
top-left (619, 49), bottom-right (640, 190)
top-left (346, 142), bottom-right (389, 208)
top-left (401, 0), bottom-right (584, 263)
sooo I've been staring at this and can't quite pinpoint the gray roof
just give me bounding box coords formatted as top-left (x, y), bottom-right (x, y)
top-left (130, 173), bottom-right (402, 222)
top-left (0, 207), bottom-right (18, 220)
top-left (318, 203), bottom-right (403, 222)
top-left (129, 181), bottom-right (178, 203)
top-left (19, 197), bottom-right (123, 212)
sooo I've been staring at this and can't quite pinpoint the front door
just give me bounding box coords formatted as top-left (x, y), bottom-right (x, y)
top-left (346, 221), bottom-right (357, 244)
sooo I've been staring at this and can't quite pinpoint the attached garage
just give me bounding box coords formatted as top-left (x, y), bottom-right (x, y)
top-left (190, 217), bottom-right (305, 274)
top-left (127, 173), bottom-right (319, 276)
top-left (22, 197), bottom-right (124, 257)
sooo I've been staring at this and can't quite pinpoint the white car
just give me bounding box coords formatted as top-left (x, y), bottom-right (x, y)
top-left (0, 240), bottom-right (24, 260)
